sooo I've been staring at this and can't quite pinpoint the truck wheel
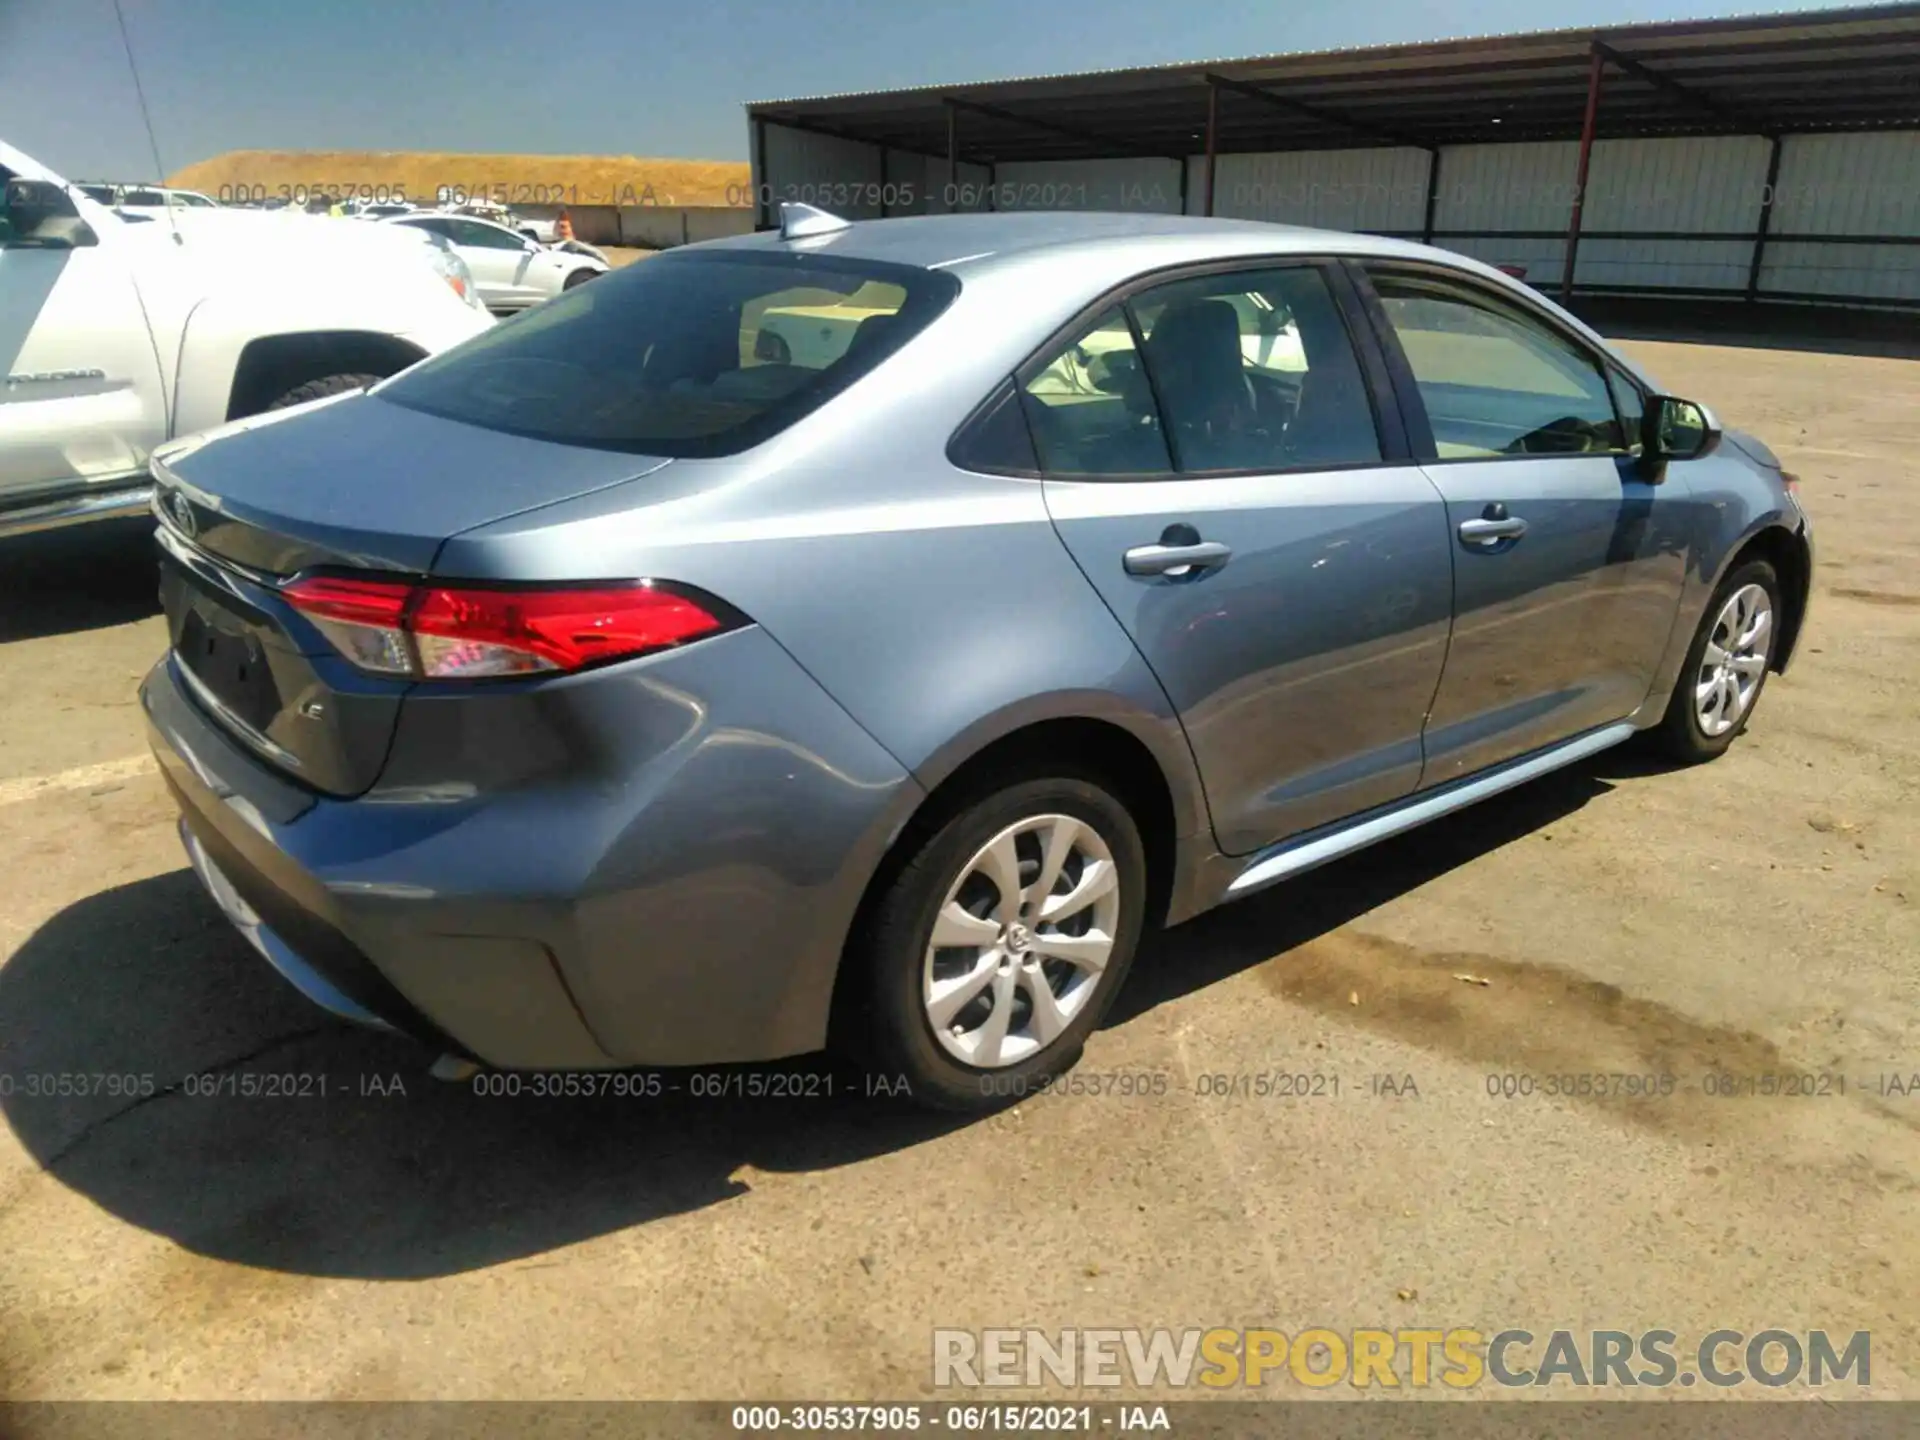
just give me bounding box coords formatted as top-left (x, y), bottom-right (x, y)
top-left (265, 372), bottom-right (383, 411)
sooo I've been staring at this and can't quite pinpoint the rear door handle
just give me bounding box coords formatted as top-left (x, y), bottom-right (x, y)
top-left (1123, 540), bottom-right (1233, 577)
top-left (1458, 516), bottom-right (1529, 545)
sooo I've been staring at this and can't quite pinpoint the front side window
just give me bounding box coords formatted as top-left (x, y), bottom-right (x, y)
top-left (1131, 266), bottom-right (1381, 472)
top-left (379, 249), bottom-right (959, 456)
top-left (1369, 271), bottom-right (1627, 458)
top-left (1607, 367), bottom-right (1647, 454)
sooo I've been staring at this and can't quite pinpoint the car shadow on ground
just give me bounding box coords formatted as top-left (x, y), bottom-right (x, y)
top-left (0, 518), bottom-right (161, 642)
top-left (0, 751), bottom-right (1642, 1280)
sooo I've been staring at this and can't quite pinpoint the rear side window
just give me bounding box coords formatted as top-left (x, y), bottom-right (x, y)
top-left (451, 218), bottom-right (524, 250)
top-left (1131, 266), bottom-right (1380, 472)
top-left (379, 249), bottom-right (960, 456)
top-left (1369, 271), bottom-right (1627, 458)
top-left (1018, 307), bottom-right (1172, 476)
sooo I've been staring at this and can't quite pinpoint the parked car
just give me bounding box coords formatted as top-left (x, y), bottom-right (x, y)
top-left (440, 198), bottom-right (551, 241)
top-left (73, 181), bottom-right (220, 210)
top-left (142, 206), bottom-right (1812, 1112)
top-left (382, 211), bottom-right (607, 311)
top-left (0, 139), bottom-right (492, 537)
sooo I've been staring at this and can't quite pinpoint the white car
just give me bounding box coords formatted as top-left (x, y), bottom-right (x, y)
top-left (0, 139), bottom-right (493, 538)
top-left (386, 212), bottom-right (608, 311)
top-left (75, 182), bottom-right (221, 211)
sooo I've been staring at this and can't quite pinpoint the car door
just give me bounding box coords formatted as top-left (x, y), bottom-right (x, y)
top-left (0, 172), bottom-right (167, 500)
top-left (1032, 261), bottom-right (1455, 856)
top-left (448, 219), bottom-right (541, 306)
top-left (1356, 263), bottom-right (1692, 785)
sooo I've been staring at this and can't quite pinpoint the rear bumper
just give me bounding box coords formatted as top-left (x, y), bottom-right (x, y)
top-left (142, 627), bottom-right (921, 1069)
top-left (0, 480), bottom-right (153, 539)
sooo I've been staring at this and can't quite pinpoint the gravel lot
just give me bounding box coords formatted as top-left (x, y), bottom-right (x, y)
top-left (0, 334), bottom-right (1915, 1402)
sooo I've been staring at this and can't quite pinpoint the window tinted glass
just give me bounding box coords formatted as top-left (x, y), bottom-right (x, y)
top-left (1607, 367), bottom-right (1646, 453)
top-left (1371, 272), bottom-right (1626, 458)
top-left (1018, 308), bottom-right (1171, 476)
top-left (379, 249), bottom-right (960, 457)
top-left (1131, 266), bottom-right (1380, 472)
top-left (453, 219), bottom-right (524, 249)
top-left (951, 379), bottom-right (1040, 475)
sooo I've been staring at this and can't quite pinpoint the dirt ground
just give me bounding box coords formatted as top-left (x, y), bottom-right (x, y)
top-left (0, 334), bottom-right (1915, 1404)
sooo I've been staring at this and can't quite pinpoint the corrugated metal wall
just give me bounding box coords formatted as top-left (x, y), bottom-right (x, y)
top-left (755, 126), bottom-right (994, 219)
top-left (990, 158), bottom-right (1185, 214)
top-left (1762, 132), bottom-right (1920, 301)
top-left (1428, 140), bottom-right (1575, 283)
top-left (1574, 135), bottom-right (1771, 292)
top-left (756, 115), bottom-right (1919, 306)
top-left (758, 123), bottom-right (885, 219)
top-left (1200, 147), bottom-right (1429, 231)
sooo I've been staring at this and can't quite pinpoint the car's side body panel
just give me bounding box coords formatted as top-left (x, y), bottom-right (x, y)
top-left (1045, 466), bottom-right (1455, 854)
top-left (435, 460), bottom-right (1215, 852)
top-left (1413, 454), bottom-right (1692, 784)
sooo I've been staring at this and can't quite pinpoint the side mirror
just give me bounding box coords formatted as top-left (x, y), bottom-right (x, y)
top-left (2, 178), bottom-right (97, 249)
top-left (1639, 394), bottom-right (1720, 469)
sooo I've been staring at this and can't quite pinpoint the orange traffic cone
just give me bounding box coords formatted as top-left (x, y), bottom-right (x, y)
top-left (556, 210), bottom-right (575, 242)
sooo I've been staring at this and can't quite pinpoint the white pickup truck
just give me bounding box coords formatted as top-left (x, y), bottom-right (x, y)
top-left (0, 140), bottom-right (494, 538)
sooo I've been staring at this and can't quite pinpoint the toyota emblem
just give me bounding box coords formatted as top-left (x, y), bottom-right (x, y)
top-left (166, 489), bottom-right (197, 538)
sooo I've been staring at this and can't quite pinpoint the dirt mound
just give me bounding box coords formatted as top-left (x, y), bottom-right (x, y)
top-left (168, 150), bottom-right (752, 209)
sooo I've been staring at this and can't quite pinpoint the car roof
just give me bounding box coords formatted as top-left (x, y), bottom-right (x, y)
top-left (702, 210), bottom-right (1450, 276)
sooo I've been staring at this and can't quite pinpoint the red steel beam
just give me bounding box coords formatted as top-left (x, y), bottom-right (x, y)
top-left (1560, 42), bottom-right (1606, 303)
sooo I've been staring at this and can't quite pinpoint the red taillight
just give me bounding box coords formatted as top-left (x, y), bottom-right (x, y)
top-left (282, 576), bottom-right (737, 680)
top-left (1782, 471), bottom-right (1801, 495)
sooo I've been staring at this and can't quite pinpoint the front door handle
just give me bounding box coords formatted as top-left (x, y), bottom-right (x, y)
top-left (1123, 540), bottom-right (1233, 577)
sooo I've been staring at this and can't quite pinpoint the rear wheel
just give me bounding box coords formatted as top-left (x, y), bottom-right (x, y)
top-left (562, 267), bottom-right (600, 290)
top-left (1653, 558), bottom-right (1780, 763)
top-left (851, 773), bottom-right (1147, 1113)
top-left (264, 372), bottom-right (382, 411)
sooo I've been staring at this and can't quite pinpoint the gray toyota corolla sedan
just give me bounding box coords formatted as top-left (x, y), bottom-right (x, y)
top-left (143, 205), bottom-right (1812, 1111)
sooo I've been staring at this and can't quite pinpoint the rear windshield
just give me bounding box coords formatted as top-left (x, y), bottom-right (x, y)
top-left (377, 248), bottom-right (961, 457)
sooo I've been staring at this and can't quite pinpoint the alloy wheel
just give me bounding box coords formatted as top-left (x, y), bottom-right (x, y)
top-left (1695, 582), bottom-right (1773, 737)
top-left (921, 813), bottom-right (1120, 1068)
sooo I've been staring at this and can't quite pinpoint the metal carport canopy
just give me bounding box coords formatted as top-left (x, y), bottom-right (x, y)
top-left (745, 3), bottom-right (1920, 162)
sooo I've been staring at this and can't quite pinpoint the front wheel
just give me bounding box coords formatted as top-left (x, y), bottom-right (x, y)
top-left (264, 372), bottom-right (383, 411)
top-left (852, 774), bottom-right (1148, 1113)
top-left (1653, 558), bottom-right (1780, 763)
top-left (562, 267), bottom-right (601, 290)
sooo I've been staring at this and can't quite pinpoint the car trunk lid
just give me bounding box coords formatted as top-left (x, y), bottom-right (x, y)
top-left (155, 391), bottom-right (675, 577)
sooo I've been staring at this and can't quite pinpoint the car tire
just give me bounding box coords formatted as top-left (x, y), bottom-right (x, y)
top-left (1652, 557), bottom-right (1781, 764)
top-left (563, 267), bottom-right (600, 290)
top-left (850, 771), bottom-right (1148, 1114)
top-left (264, 373), bottom-right (383, 411)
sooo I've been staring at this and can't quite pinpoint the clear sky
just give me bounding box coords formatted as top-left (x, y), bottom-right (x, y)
top-left (0, 0), bottom-right (1847, 179)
